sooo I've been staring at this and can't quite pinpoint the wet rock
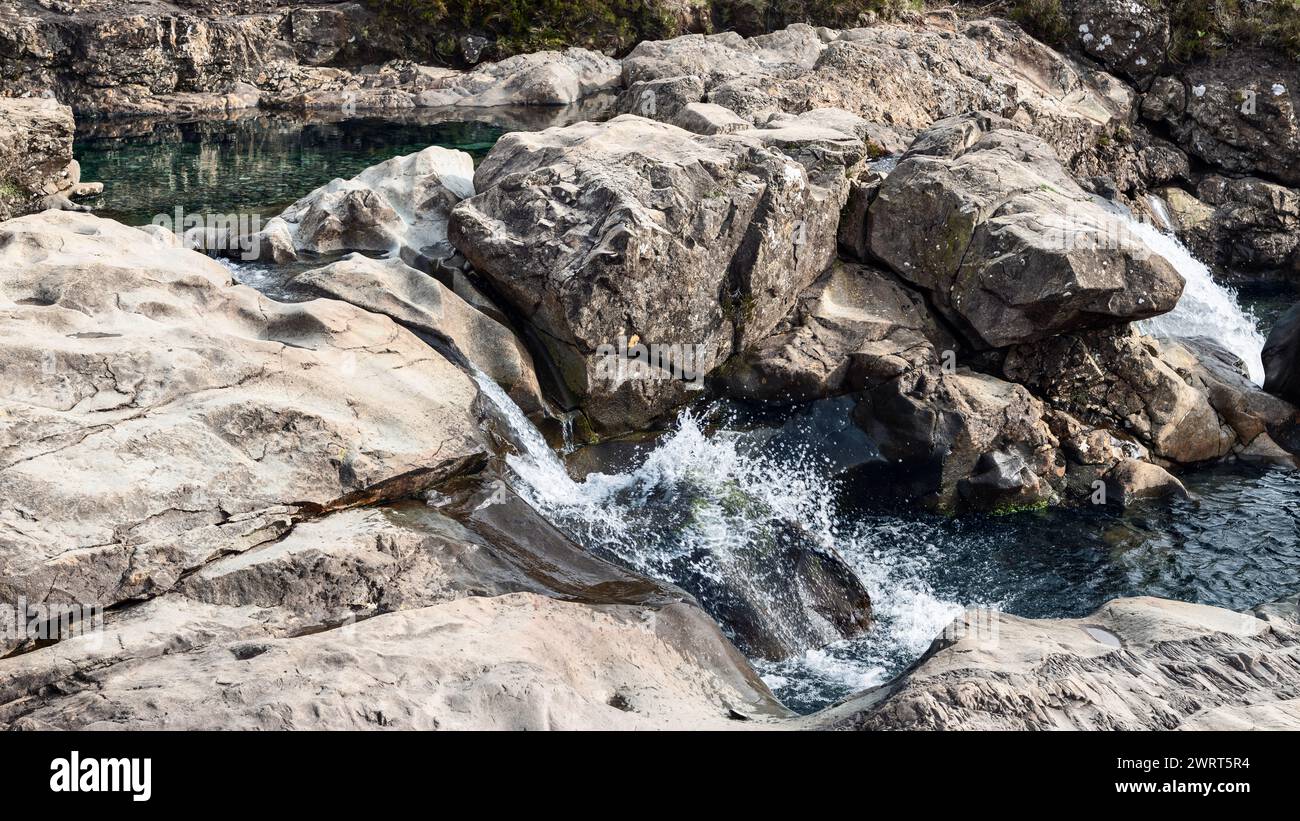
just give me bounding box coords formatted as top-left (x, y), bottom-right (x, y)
top-left (1100, 458), bottom-right (1187, 507)
top-left (1003, 327), bottom-right (1234, 464)
top-left (0, 211), bottom-right (484, 629)
top-left (1264, 302), bottom-right (1300, 404)
top-left (448, 114), bottom-right (851, 434)
top-left (852, 368), bottom-right (1063, 513)
top-left (867, 117), bottom-right (1184, 349)
top-left (247, 145), bottom-right (475, 267)
top-left (717, 261), bottom-right (954, 403)
top-left (817, 597), bottom-right (1300, 730)
top-left (1193, 175), bottom-right (1300, 275)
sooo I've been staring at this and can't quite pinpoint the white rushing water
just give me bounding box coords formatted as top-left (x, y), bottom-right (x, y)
top-left (1129, 215), bottom-right (1267, 383)
top-left (470, 370), bottom-right (964, 708)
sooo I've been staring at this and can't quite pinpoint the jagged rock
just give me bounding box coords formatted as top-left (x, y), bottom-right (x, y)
top-left (817, 597), bottom-right (1300, 730)
top-left (1100, 458), bottom-right (1187, 507)
top-left (716, 261), bottom-right (954, 403)
top-left (1265, 302), bottom-right (1300, 405)
top-left (448, 114), bottom-right (851, 434)
top-left (245, 146), bottom-right (475, 269)
top-left (1003, 327), bottom-right (1234, 464)
top-left (1193, 175), bottom-right (1300, 275)
top-left (0, 96), bottom-right (89, 220)
top-left (0, 211), bottom-right (485, 632)
top-left (867, 115), bottom-right (1184, 349)
top-left (1062, 0), bottom-right (1169, 80)
top-left (623, 20), bottom-right (1132, 163)
top-left (292, 254), bottom-right (545, 414)
top-left (852, 368), bottom-right (1064, 512)
top-left (1141, 64), bottom-right (1300, 185)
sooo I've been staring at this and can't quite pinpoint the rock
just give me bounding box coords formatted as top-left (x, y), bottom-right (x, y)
top-left (717, 261), bottom-right (954, 403)
top-left (817, 597), bottom-right (1300, 730)
top-left (249, 146), bottom-right (475, 269)
top-left (292, 254), bottom-right (545, 415)
top-left (3, 593), bottom-right (790, 730)
top-left (1003, 327), bottom-right (1234, 464)
top-left (413, 49), bottom-right (620, 108)
top-left (1157, 186), bottom-right (1215, 236)
top-left (1062, 0), bottom-right (1168, 80)
top-left (623, 20), bottom-right (1132, 164)
top-left (1157, 336), bottom-right (1299, 461)
top-left (1100, 458), bottom-right (1187, 507)
top-left (852, 368), bottom-right (1064, 513)
top-left (448, 115), bottom-right (850, 434)
top-left (867, 116), bottom-right (1184, 349)
top-left (1193, 175), bottom-right (1300, 275)
top-left (1264, 302), bottom-right (1300, 404)
top-left (616, 75), bottom-right (705, 120)
top-left (0, 97), bottom-right (81, 220)
top-left (1141, 64), bottom-right (1300, 185)
top-left (670, 101), bottom-right (751, 135)
top-left (0, 211), bottom-right (484, 628)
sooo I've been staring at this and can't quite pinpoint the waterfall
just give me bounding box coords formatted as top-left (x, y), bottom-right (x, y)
top-left (468, 370), bottom-right (962, 709)
top-left (1129, 215), bottom-right (1267, 383)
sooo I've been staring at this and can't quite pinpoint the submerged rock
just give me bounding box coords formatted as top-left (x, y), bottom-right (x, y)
top-left (817, 597), bottom-right (1300, 730)
top-left (867, 115), bottom-right (1184, 349)
top-left (449, 114), bottom-right (854, 434)
top-left (0, 212), bottom-right (485, 632)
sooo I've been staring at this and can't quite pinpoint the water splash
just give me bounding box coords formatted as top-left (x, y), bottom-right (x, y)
top-left (469, 369), bottom-right (963, 709)
top-left (1130, 215), bottom-right (1266, 383)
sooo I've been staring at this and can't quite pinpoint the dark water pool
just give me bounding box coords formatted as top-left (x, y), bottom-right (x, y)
top-left (75, 115), bottom-right (504, 227)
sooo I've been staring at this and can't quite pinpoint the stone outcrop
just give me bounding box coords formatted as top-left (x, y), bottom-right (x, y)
top-left (448, 114), bottom-right (858, 434)
top-left (292, 254), bottom-right (545, 414)
top-left (622, 19), bottom-right (1132, 163)
top-left (866, 115), bottom-right (1185, 350)
top-left (1141, 63), bottom-right (1300, 186)
top-left (0, 96), bottom-right (98, 220)
top-left (817, 596), bottom-right (1300, 730)
top-left (0, 211), bottom-right (485, 633)
top-left (717, 261), bottom-right (954, 403)
top-left (1, 485), bottom-right (790, 729)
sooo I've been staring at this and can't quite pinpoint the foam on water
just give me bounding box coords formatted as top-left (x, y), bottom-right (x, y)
top-left (470, 370), bottom-right (964, 710)
top-left (1129, 215), bottom-right (1267, 383)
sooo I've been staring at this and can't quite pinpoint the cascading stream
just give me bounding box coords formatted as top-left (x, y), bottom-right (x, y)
top-left (1129, 213), bottom-right (1267, 383)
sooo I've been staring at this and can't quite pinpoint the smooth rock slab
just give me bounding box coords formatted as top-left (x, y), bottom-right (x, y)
top-left (0, 212), bottom-right (484, 622)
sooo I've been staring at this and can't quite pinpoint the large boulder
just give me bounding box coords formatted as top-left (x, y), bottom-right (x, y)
top-left (717, 261), bottom-right (955, 403)
top-left (817, 596), bottom-right (1300, 730)
top-left (867, 116), bottom-right (1184, 349)
top-left (448, 114), bottom-right (856, 434)
top-left (411, 48), bottom-right (621, 108)
top-left (1061, 0), bottom-right (1169, 80)
top-left (0, 212), bottom-right (485, 629)
top-left (1265, 302), bottom-right (1300, 405)
top-left (292, 254), bottom-right (545, 414)
top-left (247, 146), bottom-right (475, 270)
